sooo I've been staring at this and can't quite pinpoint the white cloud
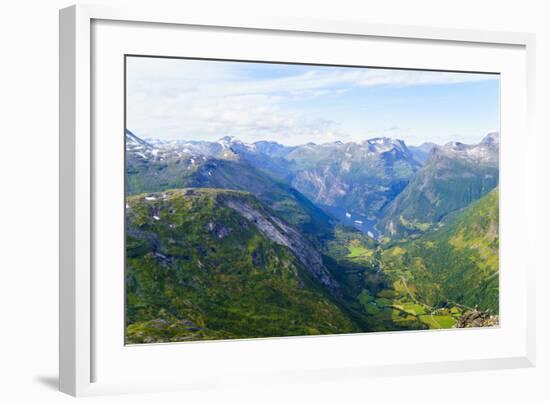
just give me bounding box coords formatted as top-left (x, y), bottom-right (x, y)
top-left (357, 69), bottom-right (495, 87)
top-left (126, 57), bottom-right (498, 145)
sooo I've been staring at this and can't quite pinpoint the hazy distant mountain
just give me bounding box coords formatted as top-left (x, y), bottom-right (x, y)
top-left (222, 137), bottom-right (421, 229)
top-left (220, 136), bottom-right (297, 182)
top-left (283, 138), bottom-right (420, 221)
top-left (409, 142), bottom-right (437, 164)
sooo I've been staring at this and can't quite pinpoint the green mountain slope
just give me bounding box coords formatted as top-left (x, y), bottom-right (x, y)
top-left (125, 188), bottom-right (357, 343)
top-left (378, 134), bottom-right (499, 238)
top-left (380, 188), bottom-right (499, 313)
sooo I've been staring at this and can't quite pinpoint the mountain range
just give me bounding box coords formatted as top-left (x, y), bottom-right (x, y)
top-left (125, 129), bottom-right (500, 342)
top-left (127, 129), bottom-right (498, 235)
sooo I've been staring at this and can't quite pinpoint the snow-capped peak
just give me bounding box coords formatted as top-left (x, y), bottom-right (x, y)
top-left (218, 136), bottom-right (240, 145)
top-left (364, 137), bottom-right (408, 155)
top-left (481, 132), bottom-right (499, 146)
top-left (125, 129), bottom-right (153, 148)
top-left (435, 132), bottom-right (499, 164)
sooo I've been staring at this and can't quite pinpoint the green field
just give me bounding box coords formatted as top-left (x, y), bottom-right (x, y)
top-left (419, 314), bottom-right (456, 329)
top-left (346, 242), bottom-right (374, 261)
top-left (396, 303), bottom-right (426, 316)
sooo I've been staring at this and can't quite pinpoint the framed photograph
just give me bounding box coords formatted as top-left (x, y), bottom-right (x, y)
top-left (59, 4), bottom-right (536, 396)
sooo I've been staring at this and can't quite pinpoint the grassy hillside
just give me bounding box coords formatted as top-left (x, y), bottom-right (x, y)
top-left (125, 188), bottom-right (357, 344)
top-left (378, 151), bottom-right (498, 238)
top-left (319, 188), bottom-right (499, 332)
top-left (380, 188), bottom-right (499, 313)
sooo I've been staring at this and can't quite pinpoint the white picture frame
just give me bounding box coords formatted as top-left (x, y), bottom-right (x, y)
top-left (59, 4), bottom-right (536, 397)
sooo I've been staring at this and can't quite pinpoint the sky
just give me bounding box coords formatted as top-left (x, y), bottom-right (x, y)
top-left (126, 56), bottom-right (500, 146)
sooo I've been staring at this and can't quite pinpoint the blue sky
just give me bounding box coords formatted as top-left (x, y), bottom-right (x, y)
top-left (126, 56), bottom-right (499, 146)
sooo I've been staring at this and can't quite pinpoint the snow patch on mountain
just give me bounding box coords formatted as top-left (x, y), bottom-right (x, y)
top-left (435, 132), bottom-right (499, 164)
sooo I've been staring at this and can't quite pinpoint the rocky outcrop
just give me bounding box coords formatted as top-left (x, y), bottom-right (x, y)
top-left (456, 310), bottom-right (499, 328)
top-left (223, 196), bottom-right (340, 293)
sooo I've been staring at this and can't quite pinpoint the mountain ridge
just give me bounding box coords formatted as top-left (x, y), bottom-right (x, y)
top-left (126, 128), bottom-right (499, 239)
top-left (377, 132), bottom-right (499, 238)
top-left (125, 188), bottom-right (356, 343)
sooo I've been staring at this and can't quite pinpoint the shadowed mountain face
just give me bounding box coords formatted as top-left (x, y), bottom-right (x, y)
top-left (409, 142), bottom-right (437, 164)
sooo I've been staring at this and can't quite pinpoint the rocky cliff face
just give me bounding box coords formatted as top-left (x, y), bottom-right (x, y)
top-left (222, 194), bottom-right (339, 292)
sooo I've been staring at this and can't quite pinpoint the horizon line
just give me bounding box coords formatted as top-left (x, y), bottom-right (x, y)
top-left (127, 128), bottom-right (498, 148)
